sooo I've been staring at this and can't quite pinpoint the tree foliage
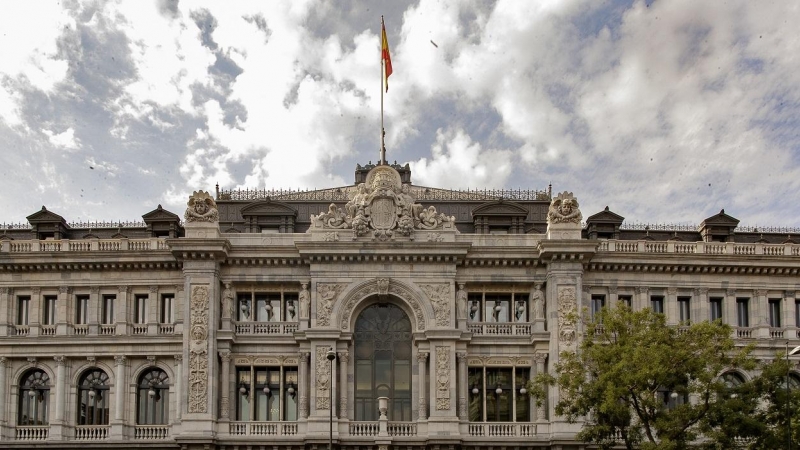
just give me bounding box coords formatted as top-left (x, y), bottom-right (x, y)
top-left (531, 305), bottom-right (755, 450)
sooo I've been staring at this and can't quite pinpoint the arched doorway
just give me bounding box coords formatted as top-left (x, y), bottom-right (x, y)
top-left (354, 303), bottom-right (412, 421)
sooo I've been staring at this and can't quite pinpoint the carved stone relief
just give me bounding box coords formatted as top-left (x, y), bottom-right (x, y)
top-left (316, 283), bottom-right (344, 327)
top-left (435, 346), bottom-right (450, 410)
top-left (188, 285), bottom-right (210, 413)
top-left (184, 191), bottom-right (219, 223)
top-left (339, 279), bottom-right (426, 331)
top-left (531, 284), bottom-right (545, 320)
top-left (420, 284), bottom-right (451, 327)
top-left (315, 346), bottom-right (332, 410)
top-left (557, 286), bottom-right (578, 350)
top-left (547, 191), bottom-right (582, 224)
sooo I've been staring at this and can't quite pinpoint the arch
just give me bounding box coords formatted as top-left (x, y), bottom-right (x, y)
top-left (130, 360), bottom-right (176, 385)
top-left (70, 361), bottom-right (116, 386)
top-left (335, 278), bottom-right (429, 332)
top-left (721, 370), bottom-right (747, 388)
top-left (18, 368), bottom-right (51, 425)
top-left (76, 368), bottom-right (110, 425)
top-left (136, 367), bottom-right (170, 425)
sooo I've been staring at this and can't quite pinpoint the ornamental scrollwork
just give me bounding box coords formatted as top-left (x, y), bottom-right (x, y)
top-left (339, 279), bottom-right (426, 331)
top-left (184, 191), bottom-right (219, 223)
top-left (316, 283), bottom-right (344, 327)
top-left (435, 346), bottom-right (450, 410)
top-left (557, 286), bottom-right (578, 350)
top-left (315, 346), bottom-right (332, 410)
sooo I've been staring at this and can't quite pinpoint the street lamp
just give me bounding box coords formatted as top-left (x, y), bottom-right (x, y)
top-left (326, 348), bottom-right (336, 450)
top-left (786, 343), bottom-right (800, 450)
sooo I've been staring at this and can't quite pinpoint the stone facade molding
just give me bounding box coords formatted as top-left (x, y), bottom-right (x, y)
top-left (334, 278), bottom-right (430, 331)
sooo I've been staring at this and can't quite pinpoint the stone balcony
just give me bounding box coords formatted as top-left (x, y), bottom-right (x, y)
top-left (1, 238), bottom-right (169, 253)
top-left (597, 239), bottom-right (800, 256)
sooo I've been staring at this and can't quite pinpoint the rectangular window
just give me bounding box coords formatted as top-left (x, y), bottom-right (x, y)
top-left (134, 295), bottom-right (148, 324)
top-left (736, 298), bottom-right (750, 327)
top-left (160, 295), bottom-right (174, 323)
top-left (236, 366), bottom-right (298, 421)
top-left (769, 299), bottom-right (782, 328)
top-left (618, 295), bottom-right (632, 309)
top-left (710, 297), bottom-right (723, 322)
top-left (678, 296), bottom-right (691, 324)
top-left (485, 368), bottom-right (513, 422)
top-left (75, 295), bottom-right (89, 324)
top-left (590, 295), bottom-right (605, 321)
top-left (43, 295), bottom-right (57, 325)
top-left (651, 295), bottom-right (664, 314)
top-left (102, 295), bottom-right (115, 324)
top-left (17, 296), bottom-right (30, 325)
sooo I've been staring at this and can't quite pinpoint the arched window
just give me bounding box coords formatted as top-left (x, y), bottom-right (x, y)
top-left (77, 369), bottom-right (110, 425)
top-left (354, 303), bottom-right (412, 421)
top-left (722, 371), bottom-right (746, 389)
top-left (18, 369), bottom-right (50, 425)
top-left (137, 368), bottom-right (169, 424)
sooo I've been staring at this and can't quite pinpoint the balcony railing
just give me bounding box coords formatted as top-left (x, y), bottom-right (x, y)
top-left (348, 421), bottom-right (418, 437)
top-left (132, 324), bottom-right (148, 335)
top-left (229, 422), bottom-right (298, 436)
top-left (75, 425), bottom-right (109, 440)
top-left (735, 327), bottom-right (754, 339)
top-left (40, 325), bottom-right (56, 336)
top-left (770, 328), bottom-right (785, 339)
top-left (11, 325), bottom-right (29, 336)
top-left (134, 425), bottom-right (171, 440)
top-left (159, 323), bottom-right (175, 334)
top-left (233, 321), bottom-right (299, 335)
top-left (99, 324), bottom-right (116, 336)
top-left (15, 426), bottom-right (49, 440)
top-left (467, 422), bottom-right (536, 437)
top-left (72, 324), bottom-right (89, 335)
top-left (597, 240), bottom-right (799, 256)
top-left (468, 323), bottom-right (532, 336)
top-left (1, 238), bottom-right (169, 253)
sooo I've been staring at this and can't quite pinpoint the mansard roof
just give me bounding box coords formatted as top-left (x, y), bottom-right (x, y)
top-left (26, 206), bottom-right (68, 226)
top-left (700, 209), bottom-right (740, 227)
top-left (142, 204), bottom-right (181, 223)
top-left (586, 206), bottom-right (625, 224)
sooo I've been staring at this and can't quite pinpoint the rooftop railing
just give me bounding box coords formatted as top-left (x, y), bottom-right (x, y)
top-left (1, 238), bottom-right (169, 253)
top-left (597, 240), bottom-right (800, 256)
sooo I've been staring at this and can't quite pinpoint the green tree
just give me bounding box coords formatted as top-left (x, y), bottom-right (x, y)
top-left (531, 305), bottom-right (754, 450)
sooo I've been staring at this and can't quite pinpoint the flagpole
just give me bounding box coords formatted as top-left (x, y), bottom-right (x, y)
top-left (380, 15), bottom-right (386, 166)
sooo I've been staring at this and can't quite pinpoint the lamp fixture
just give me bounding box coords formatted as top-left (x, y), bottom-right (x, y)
top-left (263, 386), bottom-right (271, 395)
top-left (88, 389), bottom-right (96, 399)
top-left (287, 383), bottom-right (296, 397)
top-left (287, 300), bottom-right (296, 318)
top-left (519, 386), bottom-right (527, 395)
top-left (148, 388), bottom-right (156, 398)
top-left (28, 390), bottom-right (37, 398)
top-left (495, 384), bottom-right (503, 395)
top-left (470, 300), bottom-right (479, 320)
top-left (239, 384), bottom-right (248, 395)
top-left (471, 385), bottom-right (480, 395)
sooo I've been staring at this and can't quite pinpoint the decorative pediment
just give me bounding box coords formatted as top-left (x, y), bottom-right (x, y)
top-left (26, 206), bottom-right (67, 225)
top-left (585, 206), bottom-right (625, 224)
top-left (471, 200), bottom-right (528, 217)
top-left (142, 204), bottom-right (181, 223)
top-left (700, 209), bottom-right (740, 228)
top-left (240, 201), bottom-right (298, 217)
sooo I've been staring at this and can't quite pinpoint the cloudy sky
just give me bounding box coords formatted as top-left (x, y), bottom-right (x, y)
top-left (1, 0), bottom-right (799, 227)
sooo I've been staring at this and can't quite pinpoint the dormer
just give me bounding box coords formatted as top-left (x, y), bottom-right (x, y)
top-left (240, 200), bottom-right (298, 233)
top-left (142, 204), bottom-right (183, 238)
top-left (26, 206), bottom-right (69, 240)
top-left (471, 200), bottom-right (528, 234)
top-left (585, 206), bottom-right (624, 239)
top-left (699, 209), bottom-right (739, 242)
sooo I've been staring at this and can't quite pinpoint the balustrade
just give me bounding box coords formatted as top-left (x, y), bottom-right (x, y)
top-left (229, 422), bottom-right (298, 436)
top-left (598, 239), bottom-right (800, 257)
top-left (72, 324), bottom-right (89, 335)
top-left (74, 425), bottom-right (109, 440)
top-left (233, 321), bottom-right (299, 335)
top-left (134, 425), bottom-right (170, 439)
top-left (467, 422), bottom-right (536, 437)
top-left (40, 325), bottom-right (56, 336)
top-left (2, 238), bottom-right (168, 253)
top-left (15, 426), bottom-right (48, 440)
top-left (735, 327), bottom-right (754, 339)
top-left (467, 323), bottom-right (532, 336)
top-left (99, 324), bottom-right (115, 336)
top-left (12, 325), bottom-right (30, 336)
top-left (132, 324), bottom-right (148, 335)
top-left (158, 323), bottom-right (175, 334)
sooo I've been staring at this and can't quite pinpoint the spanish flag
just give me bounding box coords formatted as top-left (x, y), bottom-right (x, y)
top-left (381, 19), bottom-right (392, 92)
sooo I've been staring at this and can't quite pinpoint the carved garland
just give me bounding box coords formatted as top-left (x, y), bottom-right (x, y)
top-left (339, 279), bottom-right (426, 331)
top-left (435, 346), bottom-right (450, 410)
top-left (557, 286), bottom-right (578, 351)
top-left (188, 285), bottom-right (210, 413)
top-left (420, 283), bottom-right (451, 327)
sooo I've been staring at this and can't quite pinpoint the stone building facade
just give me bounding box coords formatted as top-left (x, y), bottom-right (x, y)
top-left (0, 162), bottom-right (799, 449)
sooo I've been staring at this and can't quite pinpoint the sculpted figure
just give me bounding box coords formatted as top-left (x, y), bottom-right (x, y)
top-left (221, 282), bottom-right (234, 319)
top-left (299, 282), bottom-right (310, 319)
top-left (547, 192), bottom-right (582, 224)
top-left (531, 284), bottom-right (544, 320)
top-left (184, 191), bottom-right (219, 223)
top-left (456, 284), bottom-right (468, 320)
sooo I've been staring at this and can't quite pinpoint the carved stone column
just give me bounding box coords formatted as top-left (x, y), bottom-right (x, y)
top-left (532, 352), bottom-right (548, 422)
top-left (0, 357), bottom-right (6, 425)
top-left (219, 350), bottom-right (231, 420)
top-left (338, 351), bottom-right (349, 419)
top-left (114, 356), bottom-right (126, 422)
top-left (174, 354), bottom-right (183, 421)
top-left (299, 352), bottom-right (309, 419)
top-left (456, 352), bottom-right (468, 420)
top-left (54, 356), bottom-right (66, 423)
top-left (417, 351), bottom-right (428, 420)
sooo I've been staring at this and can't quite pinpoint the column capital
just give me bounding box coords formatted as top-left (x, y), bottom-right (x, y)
top-left (32, 287), bottom-right (41, 295)
top-left (532, 352), bottom-right (548, 364)
top-left (694, 288), bottom-right (709, 296)
top-left (219, 350), bottom-right (231, 362)
top-left (337, 351), bottom-right (349, 363)
top-left (456, 352), bottom-right (468, 362)
top-left (608, 287), bottom-right (618, 295)
top-left (114, 355), bottom-right (126, 365)
top-left (416, 351), bottom-right (429, 362)
top-left (582, 285), bottom-right (592, 294)
top-left (90, 286), bottom-right (100, 294)
top-left (0, 287), bottom-right (10, 295)
top-left (0, 356), bottom-right (7, 366)
top-left (150, 285), bottom-right (159, 293)
top-left (53, 356), bottom-right (66, 366)
top-left (299, 351), bottom-right (310, 361)
top-left (726, 289), bottom-right (736, 297)
top-left (59, 286), bottom-right (72, 294)
top-left (667, 287), bottom-right (678, 295)
top-left (118, 285), bottom-right (130, 293)
top-left (755, 289), bottom-right (768, 297)
top-left (635, 286), bottom-right (648, 294)
top-left (174, 354), bottom-right (183, 363)
top-left (786, 290), bottom-right (796, 300)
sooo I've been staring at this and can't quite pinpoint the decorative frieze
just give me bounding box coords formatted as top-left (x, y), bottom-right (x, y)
top-left (557, 286), bottom-right (578, 350)
top-left (315, 346), bottom-right (332, 410)
top-left (188, 285), bottom-right (210, 414)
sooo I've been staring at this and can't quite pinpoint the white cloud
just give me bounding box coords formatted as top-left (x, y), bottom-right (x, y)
top-left (42, 127), bottom-right (80, 150)
top-left (410, 127), bottom-right (513, 189)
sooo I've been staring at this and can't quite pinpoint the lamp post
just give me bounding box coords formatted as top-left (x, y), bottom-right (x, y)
top-left (787, 343), bottom-right (800, 450)
top-left (326, 348), bottom-right (336, 450)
